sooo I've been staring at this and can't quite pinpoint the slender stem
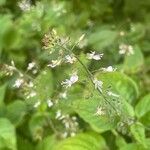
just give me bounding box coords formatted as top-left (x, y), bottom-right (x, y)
top-left (58, 43), bottom-right (118, 113)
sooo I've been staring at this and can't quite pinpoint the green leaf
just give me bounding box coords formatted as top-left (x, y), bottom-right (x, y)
top-left (27, 69), bottom-right (53, 107)
top-left (126, 24), bottom-right (145, 42)
top-left (0, 15), bottom-right (12, 50)
top-left (115, 135), bottom-right (127, 149)
top-left (135, 94), bottom-right (150, 118)
top-left (0, 0), bottom-right (6, 5)
top-left (6, 100), bottom-right (27, 126)
top-left (29, 113), bottom-right (47, 141)
top-left (17, 135), bottom-right (34, 150)
top-left (88, 29), bottom-right (117, 50)
top-left (34, 69), bottom-right (53, 101)
top-left (120, 143), bottom-right (146, 150)
top-left (53, 132), bottom-right (108, 150)
top-left (130, 122), bottom-right (147, 148)
top-left (0, 84), bottom-right (7, 106)
top-left (123, 45), bottom-right (144, 73)
top-left (0, 84), bottom-right (7, 117)
top-left (36, 135), bottom-right (57, 150)
top-left (72, 98), bottom-right (117, 133)
top-left (97, 72), bottom-right (139, 103)
top-left (0, 118), bottom-right (17, 150)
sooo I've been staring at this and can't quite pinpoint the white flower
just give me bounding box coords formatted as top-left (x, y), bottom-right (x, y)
top-left (119, 31), bottom-right (125, 36)
top-left (87, 51), bottom-right (103, 60)
top-left (61, 73), bottom-right (78, 88)
top-left (13, 79), bottom-right (24, 88)
top-left (59, 91), bottom-right (67, 99)
top-left (70, 132), bottom-right (76, 137)
top-left (107, 91), bottom-right (119, 97)
top-left (119, 44), bottom-right (134, 55)
top-left (102, 66), bottom-right (116, 72)
top-left (28, 81), bottom-right (34, 87)
top-left (55, 110), bottom-right (63, 119)
top-left (94, 106), bottom-right (105, 116)
top-left (27, 62), bottom-right (36, 71)
top-left (47, 60), bottom-right (61, 68)
top-left (93, 79), bottom-right (103, 92)
top-left (26, 91), bottom-right (37, 99)
top-left (65, 55), bottom-right (76, 64)
top-left (61, 132), bottom-right (68, 138)
top-left (18, 0), bottom-right (31, 11)
top-left (34, 101), bottom-right (41, 108)
top-left (47, 99), bottom-right (53, 107)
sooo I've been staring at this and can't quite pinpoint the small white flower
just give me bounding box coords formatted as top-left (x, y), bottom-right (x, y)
top-left (34, 101), bottom-right (41, 108)
top-left (119, 31), bottom-right (125, 36)
top-left (65, 55), bottom-right (76, 64)
top-left (11, 60), bottom-right (15, 67)
top-left (107, 91), bottom-right (119, 97)
top-left (119, 44), bottom-right (134, 55)
top-left (70, 132), bottom-right (76, 137)
top-left (47, 99), bottom-right (53, 107)
top-left (102, 66), bottom-right (116, 72)
top-left (61, 73), bottom-right (78, 88)
top-left (28, 81), bottom-right (34, 87)
top-left (32, 69), bottom-right (38, 74)
top-left (18, 0), bottom-right (31, 11)
top-left (94, 106), bottom-right (105, 116)
top-left (59, 91), bottom-right (67, 99)
top-left (13, 79), bottom-right (24, 88)
top-left (47, 60), bottom-right (61, 68)
top-left (62, 132), bottom-right (68, 138)
top-left (26, 91), bottom-right (37, 99)
top-left (55, 110), bottom-right (62, 119)
top-left (93, 79), bottom-right (103, 92)
top-left (27, 62), bottom-right (36, 71)
top-left (87, 51), bottom-right (103, 60)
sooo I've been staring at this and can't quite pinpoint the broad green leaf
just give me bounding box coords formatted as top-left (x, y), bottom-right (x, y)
top-left (0, 84), bottom-right (7, 106)
top-left (53, 132), bottom-right (108, 150)
top-left (123, 45), bottom-right (144, 73)
top-left (72, 98), bottom-right (117, 133)
top-left (0, 118), bottom-right (17, 150)
top-left (17, 135), bottom-right (34, 150)
top-left (6, 100), bottom-right (27, 126)
top-left (130, 122), bottom-right (147, 148)
top-left (27, 69), bottom-right (53, 107)
top-left (88, 29), bottom-right (117, 49)
top-left (0, 0), bottom-right (6, 5)
top-left (120, 138), bottom-right (150, 150)
top-left (135, 94), bottom-right (150, 118)
top-left (120, 143), bottom-right (146, 150)
top-left (139, 111), bottom-right (150, 127)
top-left (115, 135), bottom-right (127, 149)
top-left (34, 69), bottom-right (53, 101)
top-left (0, 15), bottom-right (12, 50)
top-left (29, 113), bottom-right (47, 141)
top-left (126, 24), bottom-right (145, 42)
top-left (96, 72), bottom-right (139, 103)
top-left (36, 135), bottom-right (57, 150)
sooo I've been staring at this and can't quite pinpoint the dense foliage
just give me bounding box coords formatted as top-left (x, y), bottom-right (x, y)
top-left (0, 0), bottom-right (150, 150)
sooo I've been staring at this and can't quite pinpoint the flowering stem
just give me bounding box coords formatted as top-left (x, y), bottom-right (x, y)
top-left (58, 43), bottom-right (118, 113)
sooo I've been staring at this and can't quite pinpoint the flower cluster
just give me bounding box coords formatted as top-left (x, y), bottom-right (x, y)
top-left (61, 72), bottom-right (79, 88)
top-left (87, 51), bottom-right (103, 60)
top-left (55, 110), bottom-right (79, 138)
top-left (18, 0), bottom-right (31, 11)
top-left (119, 43), bottom-right (134, 55)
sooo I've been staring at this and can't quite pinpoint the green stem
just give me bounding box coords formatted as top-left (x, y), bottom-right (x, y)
top-left (58, 43), bottom-right (118, 113)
